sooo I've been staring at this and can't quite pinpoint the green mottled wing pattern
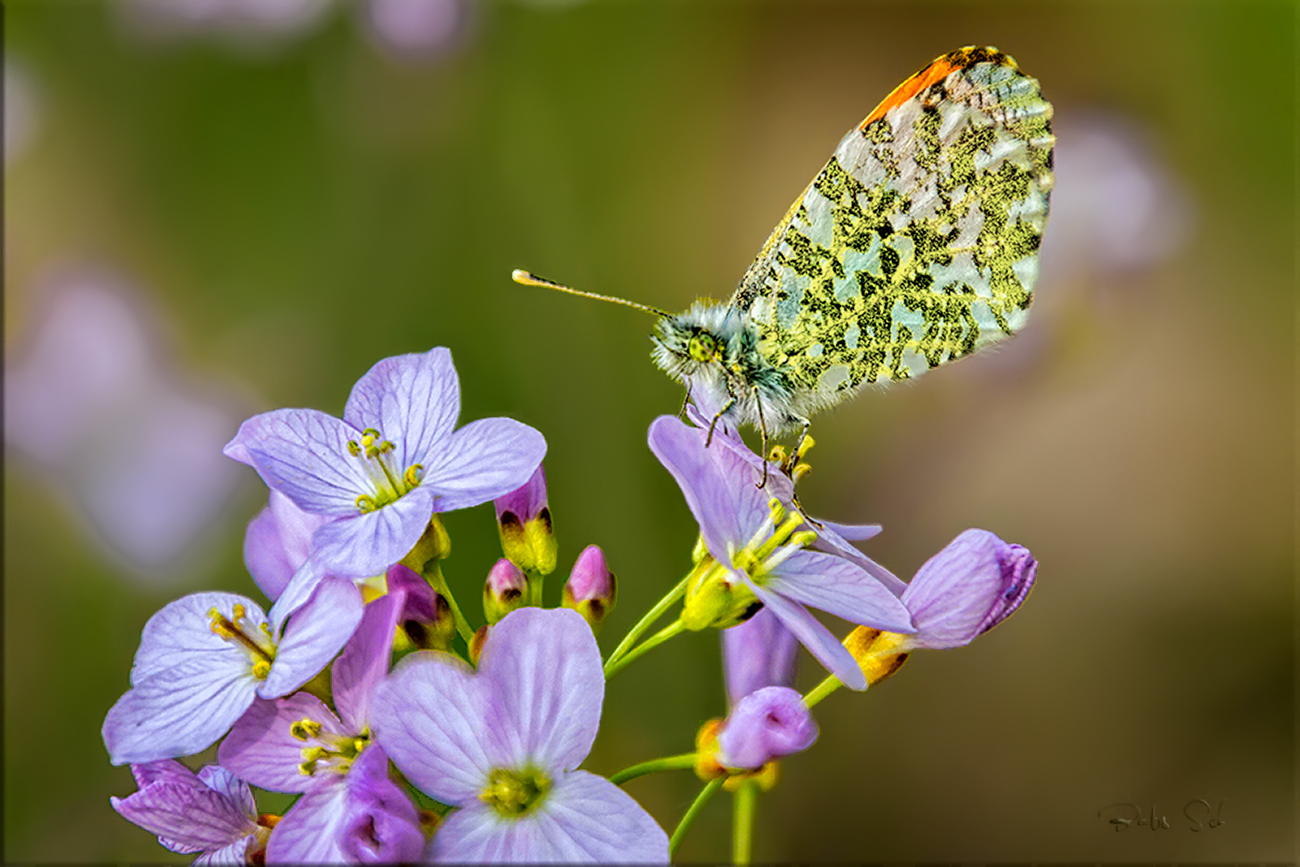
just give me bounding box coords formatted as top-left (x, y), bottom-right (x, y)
top-left (733, 48), bottom-right (1054, 405)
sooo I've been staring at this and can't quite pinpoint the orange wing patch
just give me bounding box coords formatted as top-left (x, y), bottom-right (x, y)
top-left (859, 46), bottom-right (1017, 128)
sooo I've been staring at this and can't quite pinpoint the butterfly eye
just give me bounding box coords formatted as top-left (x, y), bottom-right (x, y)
top-left (687, 333), bottom-right (718, 363)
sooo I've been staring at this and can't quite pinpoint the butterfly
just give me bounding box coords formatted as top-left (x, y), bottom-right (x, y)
top-left (517, 46), bottom-right (1054, 453)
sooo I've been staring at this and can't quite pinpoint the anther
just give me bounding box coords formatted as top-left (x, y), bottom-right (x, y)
top-left (348, 441), bottom-right (361, 457)
top-left (252, 660), bottom-right (272, 680)
top-left (290, 719), bottom-right (322, 741)
top-left (403, 464), bottom-right (423, 488)
top-left (355, 494), bottom-right (377, 513)
top-left (792, 463), bottom-right (813, 484)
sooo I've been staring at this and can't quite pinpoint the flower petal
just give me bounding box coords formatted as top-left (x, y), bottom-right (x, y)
top-left (746, 581), bottom-right (867, 691)
top-left (342, 347), bottom-right (461, 470)
top-left (192, 836), bottom-right (256, 867)
top-left (196, 765), bottom-right (257, 821)
top-left (130, 592), bottom-right (266, 686)
top-left (424, 417), bottom-right (547, 512)
top-left (308, 486), bottom-right (438, 578)
top-left (902, 529), bottom-right (1038, 649)
top-left (104, 659), bottom-right (257, 764)
top-left (111, 775), bottom-right (257, 852)
top-left (371, 650), bottom-right (495, 805)
top-left (479, 608), bottom-right (603, 772)
top-left (223, 409), bottom-right (370, 516)
top-left (648, 416), bottom-right (758, 564)
top-left (722, 608), bottom-right (799, 705)
top-left (218, 694), bottom-right (347, 794)
top-left (264, 746), bottom-right (423, 865)
top-left (809, 524), bottom-right (908, 597)
top-left (717, 686), bottom-right (818, 770)
top-left (766, 550), bottom-right (913, 633)
top-left (332, 592), bottom-right (403, 732)
top-left (243, 491), bottom-right (326, 602)
top-left (260, 576), bottom-right (364, 698)
top-left (430, 772), bottom-right (669, 863)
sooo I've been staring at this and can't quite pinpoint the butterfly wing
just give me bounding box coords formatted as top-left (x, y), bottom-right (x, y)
top-left (733, 46), bottom-right (1054, 407)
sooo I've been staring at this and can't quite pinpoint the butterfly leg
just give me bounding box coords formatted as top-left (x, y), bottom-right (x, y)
top-left (789, 418), bottom-right (812, 477)
top-left (706, 393), bottom-right (736, 448)
top-left (786, 417), bottom-right (821, 529)
top-left (677, 384), bottom-right (693, 422)
top-left (752, 385), bottom-right (770, 490)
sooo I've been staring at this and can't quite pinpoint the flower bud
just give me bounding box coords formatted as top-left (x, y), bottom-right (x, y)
top-left (901, 529), bottom-right (1037, 650)
top-left (386, 564), bottom-right (455, 652)
top-left (717, 686), bottom-right (818, 771)
top-left (468, 625), bottom-right (489, 666)
top-left (494, 465), bottom-right (556, 576)
top-left (562, 545), bottom-right (616, 634)
top-left (401, 514), bottom-right (452, 574)
top-left (483, 558), bottom-right (527, 626)
top-left (843, 626), bottom-right (910, 687)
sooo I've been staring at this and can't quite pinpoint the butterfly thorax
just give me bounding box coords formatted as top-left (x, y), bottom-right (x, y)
top-left (652, 302), bottom-right (807, 433)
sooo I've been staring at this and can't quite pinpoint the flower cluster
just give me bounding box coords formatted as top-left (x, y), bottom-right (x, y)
top-left (104, 345), bottom-right (1036, 864)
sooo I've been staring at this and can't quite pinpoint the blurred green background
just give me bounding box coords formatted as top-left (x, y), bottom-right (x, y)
top-left (4, 0), bottom-right (1294, 862)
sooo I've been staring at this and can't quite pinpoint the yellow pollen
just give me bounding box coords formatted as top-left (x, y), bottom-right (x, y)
top-left (796, 434), bottom-right (815, 461)
top-left (301, 746), bottom-right (328, 762)
top-left (356, 494), bottom-right (377, 513)
top-left (792, 462), bottom-right (813, 483)
top-left (290, 719), bottom-right (322, 741)
top-left (252, 660), bottom-right (272, 679)
top-left (348, 440), bottom-right (361, 456)
top-left (298, 762), bottom-right (317, 777)
top-left (789, 530), bottom-right (817, 548)
top-left (232, 604), bottom-right (247, 622)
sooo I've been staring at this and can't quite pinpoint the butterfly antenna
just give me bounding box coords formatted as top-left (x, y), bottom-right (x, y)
top-left (512, 270), bottom-right (670, 318)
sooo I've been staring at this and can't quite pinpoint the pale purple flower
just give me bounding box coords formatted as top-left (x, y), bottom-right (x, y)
top-left (371, 607), bottom-right (669, 863)
top-left (899, 529), bottom-right (1037, 650)
top-left (111, 759), bottom-right (271, 864)
top-left (362, 0), bottom-right (470, 62)
top-left (219, 593), bottom-right (423, 863)
top-left (4, 270), bottom-right (245, 576)
top-left (716, 686), bottom-right (818, 771)
top-left (103, 577), bottom-right (363, 765)
top-left (722, 608), bottom-right (799, 707)
top-left (649, 415), bottom-right (912, 690)
top-left (224, 347), bottom-right (547, 579)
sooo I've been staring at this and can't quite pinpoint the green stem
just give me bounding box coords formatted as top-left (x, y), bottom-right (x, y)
top-left (604, 571), bottom-right (692, 671)
top-left (732, 779), bottom-right (759, 865)
top-left (524, 568), bottom-right (545, 608)
top-left (608, 753), bottom-right (697, 786)
top-left (425, 563), bottom-right (475, 645)
top-left (669, 777), bottom-right (725, 858)
top-left (803, 673), bottom-right (844, 708)
top-left (603, 619), bottom-right (686, 681)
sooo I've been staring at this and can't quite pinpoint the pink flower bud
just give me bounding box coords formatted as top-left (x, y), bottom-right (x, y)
top-left (562, 545), bottom-right (616, 633)
top-left (483, 558), bottom-right (527, 625)
top-left (716, 686), bottom-right (818, 771)
top-left (494, 464), bottom-right (556, 575)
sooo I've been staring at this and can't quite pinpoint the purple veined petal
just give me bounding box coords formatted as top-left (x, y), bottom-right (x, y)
top-left (308, 485), bottom-right (439, 578)
top-left (809, 529), bottom-right (908, 597)
top-left (267, 558), bottom-right (324, 629)
top-left (130, 592), bottom-right (266, 686)
top-left (336, 745), bottom-right (425, 864)
top-left (746, 581), bottom-right (867, 691)
top-left (332, 592), bottom-right (404, 732)
top-left (902, 529), bottom-right (1036, 649)
top-left (196, 765), bottom-right (257, 821)
top-left (223, 409), bottom-right (373, 516)
top-left (131, 758), bottom-right (199, 790)
top-left (765, 550), bottom-right (914, 634)
top-left (371, 650), bottom-right (495, 805)
top-left (818, 520), bottom-right (883, 542)
top-left (478, 608), bottom-right (603, 773)
top-left (219, 694), bottom-right (348, 794)
top-left (717, 686), bottom-right (818, 770)
top-left (342, 347), bottom-right (461, 471)
top-left (193, 836), bottom-right (256, 867)
top-left (647, 416), bottom-right (756, 564)
top-left (424, 417), bottom-right (547, 513)
top-left (111, 775), bottom-right (259, 852)
top-left (105, 657), bottom-right (258, 764)
top-left (722, 607), bottom-right (799, 706)
top-left (260, 576), bottom-right (364, 698)
top-left (430, 771), bottom-right (669, 864)
top-left (244, 491), bottom-right (326, 601)
top-left (263, 776), bottom-right (350, 865)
